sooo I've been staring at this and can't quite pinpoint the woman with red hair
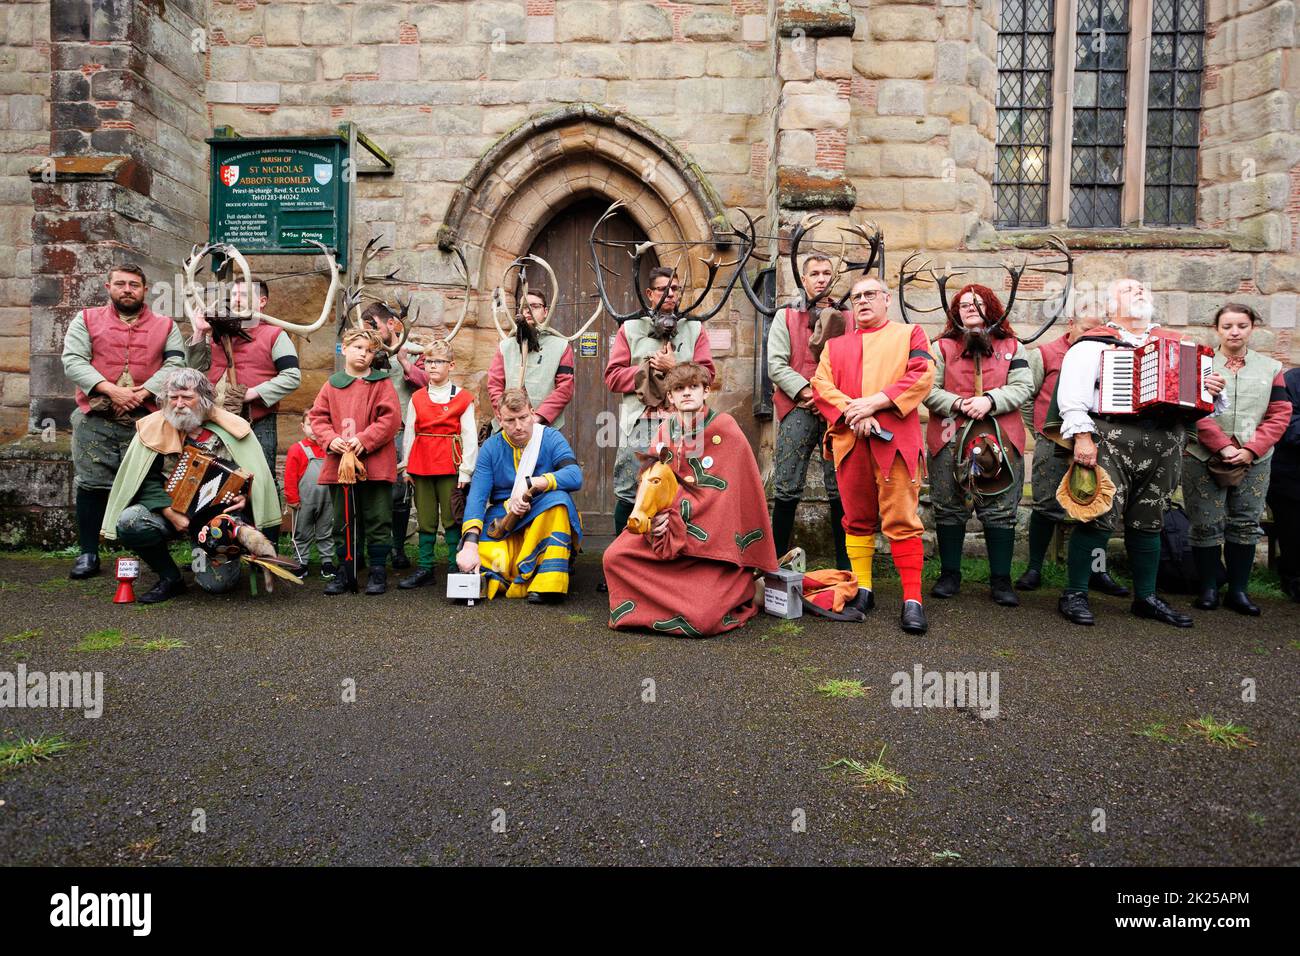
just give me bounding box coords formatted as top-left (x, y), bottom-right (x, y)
top-left (922, 284), bottom-right (1034, 606)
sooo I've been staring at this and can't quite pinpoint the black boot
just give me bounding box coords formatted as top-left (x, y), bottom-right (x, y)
top-left (1132, 594), bottom-right (1194, 628)
top-left (138, 575), bottom-right (186, 605)
top-left (365, 565), bottom-right (388, 595)
top-left (1090, 571), bottom-right (1131, 597)
top-left (899, 600), bottom-right (928, 635)
top-left (1058, 591), bottom-right (1095, 626)
top-left (391, 506), bottom-right (412, 570)
top-left (399, 567), bottom-right (436, 590)
top-left (930, 570), bottom-right (961, 599)
top-left (324, 566), bottom-right (354, 595)
top-left (772, 498), bottom-right (798, 558)
top-left (1223, 590), bottom-right (1261, 616)
top-left (69, 553), bottom-right (101, 580)
top-left (829, 497), bottom-right (850, 571)
top-left (1192, 586), bottom-right (1220, 610)
top-left (989, 575), bottom-right (1019, 607)
top-left (1014, 567), bottom-right (1041, 591)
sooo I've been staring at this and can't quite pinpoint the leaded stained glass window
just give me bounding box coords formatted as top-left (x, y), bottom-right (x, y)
top-left (994, 0), bottom-right (1055, 227)
top-left (1069, 0), bottom-right (1130, 227)
top-left (1143, 0), bottom-right (1204, 225)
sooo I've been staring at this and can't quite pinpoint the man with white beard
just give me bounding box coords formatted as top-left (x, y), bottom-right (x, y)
top-left (100, 368), bottom-right (281, 603)
top-left (1052, 279), bottom-right (1226, 627)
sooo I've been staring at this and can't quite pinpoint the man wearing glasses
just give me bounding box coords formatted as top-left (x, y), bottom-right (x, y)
top-left (811, 276), bottom-right (936, 634)
top-left (604, 266), bottom-right (716, 537)
top-left (487, 290), bottom-right (575, 429)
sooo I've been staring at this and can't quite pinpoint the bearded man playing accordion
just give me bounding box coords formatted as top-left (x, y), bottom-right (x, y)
top-left (1051, 279), bottom-right (1226, 628)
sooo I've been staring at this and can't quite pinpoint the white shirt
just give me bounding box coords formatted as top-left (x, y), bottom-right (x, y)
top-left (399, 381), bottom-right (479, 483)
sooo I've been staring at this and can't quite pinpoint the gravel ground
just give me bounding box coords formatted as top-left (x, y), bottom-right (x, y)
top-left (0, 553), bottom-right (1296, 866)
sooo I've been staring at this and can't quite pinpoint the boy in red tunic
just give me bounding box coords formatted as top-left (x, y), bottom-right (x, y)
top-left (307, 329), bottom-right (402, 595)
top-left (603, 362), bottom-right (777, 637)
top-left (811, 276), bottom-right (936, 634)
top-left (397, 339), bottom-right (478, 589)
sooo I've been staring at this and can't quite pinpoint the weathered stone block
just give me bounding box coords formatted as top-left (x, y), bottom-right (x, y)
top-left (682, 10), bottom-right (739, 41)
top-left (301, 5), bottom-right (351, 46)
top-left (856, 41), bottom-right (935, 79)
top-left (781, 92), bottom-right (850, 129)
top-left (557, 1), bottom-right (614, 42)
top-left (353, 4), bottom-right (405, 44)
top-left (263, 6), bottom-right (302, 46)
top-left (869, 7), bottom-right (941, 42)
top-left (876, 80), bottom-right (926, 116)
top-left (815, 36), bottom-right (853, 78)
top-left (778, 129), bottom-right (817, 166)
top-left (778, 0), bottom-right (855, 38)
top-left (619, 3), bottom-right (673, 41)
top-left (777, 166), bottom-right (856, 210)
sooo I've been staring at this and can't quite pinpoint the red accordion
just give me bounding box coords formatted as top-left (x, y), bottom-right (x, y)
top-left (1098, 339), bottom-right (1214, 416)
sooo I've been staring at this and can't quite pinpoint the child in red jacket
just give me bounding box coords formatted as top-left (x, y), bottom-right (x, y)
top-left (306, 329), bottom-right (401, 595)
top-left (284, 409), bottom-right (335, 578)
top-left (397, 339), bottom-right (479, 589)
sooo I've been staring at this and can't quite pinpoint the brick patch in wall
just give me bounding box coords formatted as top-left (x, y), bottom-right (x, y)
top-left (344, 74), bottom-right (380, 82)
top-left (399, 22), bottom-right (419, 44)
top-left (211, 29), bottom-right (229, 47)
top-left (1289, 166), bottom-right (1300, 252)
top-left (1237, 278), bottom-right (1258, 293)
top-left (657, 1), bottom-right (692, 42)
top-left (814, 129), bottom-right (847, 170)
top-left (79, 64), bottom-right (104, 76)
top-left (527, 0), bottom-right (556, 14)
top-left (749, 141), bottom-right (767, 178)
top-left (851, 77), bottom-right (877, 110)
top-left (1005, 272), bottom-right (1046, 292)
top-left (1204, 65), bottom-right (1219, 93)
top-left (249, 36), bottom-right (266, 48)
top-left (246, 106), bottom-right (278, 115)
top-left (331, 106), bottom-right (346, 119)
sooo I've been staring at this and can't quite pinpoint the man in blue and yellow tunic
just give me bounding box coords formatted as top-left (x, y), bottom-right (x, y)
top-left (456, 388), bottom-right (583, 602)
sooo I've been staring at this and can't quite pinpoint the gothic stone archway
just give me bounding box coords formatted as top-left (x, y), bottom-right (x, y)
top-left (441, 107), bottom-right (727, 525)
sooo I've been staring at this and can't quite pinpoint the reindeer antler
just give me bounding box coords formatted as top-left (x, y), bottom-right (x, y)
top-left (221, 241), bottom-right (341, 337)
top-left (415, 245), bottom-right (474, 348)
top-left (788, 214), bottom-right (823, 308)
top-left (1016, 236), bottom-right (1074, 344)
top-left (676, 208), bottom-right (754, 323)
top-left (588, 200), bottom-right (645, 324)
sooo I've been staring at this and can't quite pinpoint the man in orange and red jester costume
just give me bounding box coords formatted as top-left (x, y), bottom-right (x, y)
top-left (603, 361), bottom-right (777, 638)
top-left (811, 275), bottom-right (937, 635)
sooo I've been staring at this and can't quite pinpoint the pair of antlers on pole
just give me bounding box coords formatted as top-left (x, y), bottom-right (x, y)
top-left (181, 240), bottom-right (342, 338)
top-left (739, 214), bottom-right (887, 319)
top-left (897, 236), bottom-right (1073, 343)
top-left (587, 200), bottom-right (756, 325)
top-left (489, 253), bottom-right (604, 345)
top-left (341, 235), bottom-right (472, 362)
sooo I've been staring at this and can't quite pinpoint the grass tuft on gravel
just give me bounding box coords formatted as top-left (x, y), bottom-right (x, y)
top-left (1185, 715), bottom-right (1256, 750)
top-left (931, 849), bottom-right (962, 862)
top-left (824, 746), bottom-right (908, 795)
top-left (135, 637), bottom-right (188, 652)
top-left (817, 679), bottom-right (867, 699)
top-left (2, 628), bottom-right (41, 645)
top-left (0, 733), bottom-right (84, 773)
top-left (1132, 721), bottom-right (1178, 743)
top-left (75, 628), bottom-right (130, 652)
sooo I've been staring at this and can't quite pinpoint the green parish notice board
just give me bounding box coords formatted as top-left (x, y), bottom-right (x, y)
top-left (207, 133), bottom-right (350, 266)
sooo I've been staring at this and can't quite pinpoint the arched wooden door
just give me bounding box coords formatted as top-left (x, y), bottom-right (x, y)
top-left (528, 197), bottom-right (657, 529)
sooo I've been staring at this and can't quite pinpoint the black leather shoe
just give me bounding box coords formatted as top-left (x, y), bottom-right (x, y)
top-left (989, 575), bottom-right (1019, 607)
top-left (900, 599), bottom-right (928, 634)
top-left (1192, 586), bottom-right (1220, 610)
top-left (324, 569), bottom-right (353, 595)
top-left (930, 571), bottom-right (961, 599)
top-left (856, 588), bottom-right (876, 612)
top-left (365, 565), bottom-right (388, 595)
top-left (526, 591), bottom-right (565, 605)
top-left (399, 567), bottom-right (436, 590)
top-left (390, 550), bottom-right (411, 570)
top-left (321, 562), bottom-right (337, 579)
top-left (1131, 594), bottom-right (1193, 628)
top-left (69, 553), bottom-right (101, 579)
top-left (1014, 568), bottom-right (1041, 591)
top-left (288, 563), bottom-right (309, 578)
top-left (138, 576), bottom-right (186, 605)
top-left (1058, 591), bottom-right (1095, 626)
top-left (1223, 590), bottom-right (1261, 616)
top-left (1090, 570), bottom-right (1130, 597)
